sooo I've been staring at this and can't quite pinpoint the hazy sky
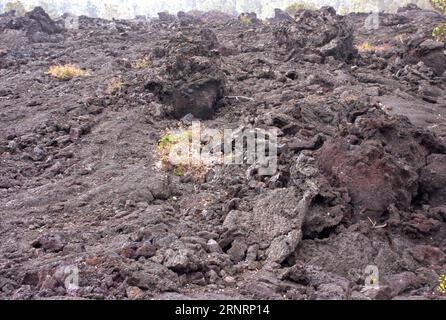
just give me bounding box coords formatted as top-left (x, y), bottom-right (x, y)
top-left (0, 0), bottom-right (433, 18)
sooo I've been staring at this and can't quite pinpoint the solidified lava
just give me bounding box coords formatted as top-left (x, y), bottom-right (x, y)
top-left (0, 5), bottom-right (445, 300)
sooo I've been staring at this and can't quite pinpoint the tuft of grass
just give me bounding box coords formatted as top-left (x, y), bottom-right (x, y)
top-left (438, 274), bottom-right (446, 295)
top-left (46, 64), bottom-right (87, 80)
top-left (430, 1), bottom-right (446, 42)
top-left (355, 41), bottom-right (390, 53)
top-left (158, 130), bottom-right (192, 152)
top-left (239, 14), bottom-right (252, 26)
top-left (107, 78), bottom-right (124, 94)
top-left (132, 57), bottom-right (150, 69)
top-left (158, 130), bottom-right (192, 165)
top-left (357, 41), bottom-right (371, 52)
top-left (157, 129), bottom-right (208, 181)
top-left (172, 166), bottom-right (186, 177)
top-left (430, 0), bottom-right (446, 16)
top-left (432, 23), bottom-right (446, 42)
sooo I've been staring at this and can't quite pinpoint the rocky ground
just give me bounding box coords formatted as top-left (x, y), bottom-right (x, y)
top-left (0, 5), bottom-right (446, 300)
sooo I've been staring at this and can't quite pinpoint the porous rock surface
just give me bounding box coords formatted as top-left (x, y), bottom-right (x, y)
top-left (0, 5), bottom-right (445, 300)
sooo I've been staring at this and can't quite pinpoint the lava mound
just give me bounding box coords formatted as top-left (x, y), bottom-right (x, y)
top-left (273, 6), bottom-right (357, 62)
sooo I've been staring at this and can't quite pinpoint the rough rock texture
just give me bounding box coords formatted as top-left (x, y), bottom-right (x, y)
top-left (274, 7), bottom-right (357, 62)
top-left (147, 29), bottom-right (226, 119)
top-left (222, 187), bottom-right (311, 264)
top-left (0, 6), bottom-right (446, 300)
top-left (419, 154), bottom-right (446, 207)
top-left (317, 136), bottom-right (418, 219)
top-left (172, 77), bottom-right (224, 119)
top-left (0, 7), bottom-right (64, 42)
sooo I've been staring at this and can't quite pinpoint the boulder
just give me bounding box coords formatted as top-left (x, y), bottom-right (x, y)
top-left (317, 138), bottom-right (418, 219)
top-left (223, 187), bottom-right (312, 263)
top-left (172, 78), bottom-right (224, 120)
top-left (419, 154), bottom-right (446, 207)
top-left (404, 36), bottom-right (446, 76)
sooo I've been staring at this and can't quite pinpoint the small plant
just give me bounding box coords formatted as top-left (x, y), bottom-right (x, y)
top-left (432, 23), bottom-right (446, 42)
top-left (158, 130), bottom-right (191, 167)
top-left (107, 78), bottom-right (124, 94)
top-left (430, 0), bottom-right (446, 15)
top-left (172, 166), bottom-right (186, 177)
top-left (157, 129), bottom-right (209, 181)
top-left (355, 41), bottom-right (390, 53)
top-left (132, 57), bottom-right (150, 69)
top-left (430, 0), bottom-right (446, 42)
top-left (285, 2), bottom-right (317, 16)
top-left (357, 41), bottom-right (371, 52)
top-left (239, 14), bottom-right (252, 26)
top-left (438, 274), bottom-right (446, 295)
top-left (46, 64), bottom-right (87, 80)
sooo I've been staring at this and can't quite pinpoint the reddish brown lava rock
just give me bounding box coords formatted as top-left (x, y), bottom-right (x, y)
top-left (317, 138), bottom-right (418, 220)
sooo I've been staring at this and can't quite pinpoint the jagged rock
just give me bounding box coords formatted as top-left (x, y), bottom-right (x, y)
top-left (177, 11), bottom-right (202, 26)
top-left (283, 264), bottom-right (350, 299)
top-left (0, 7), bottom-right (64, 39)
top-left (127, 262), bottom-right (179, 291)
top-left (409, 245), bottom-right (445, 266)
top-left (25, 7), bottom-right (63, 34)
top-left (317, 137), bottom-right (418, 219)
top-left (157, 43), bottom-right (226, 119)
top-left (227, 238), bottom-right (247, 263)
top-left (404, 36), bottom-right (446, 76)
top-left (135, 242), bottom-right (157, 258)
top-left (207, 239), bottom-right (223, 254)
top-left (172, 78), bottom-right (224, 119)
top-left (382, 272), bottom-right (422, 297)
top-left (200, 28), bottom-right (219, 51)
top-left (274, 7), bottom-right (357, 62)
top-left (163, 248), bottom-right (201, 273)
top-left (31, 233), bottom-right (65, 252)
top-left (294, 232), bottom-right (375, 277)
top-left (419, 154), bottom-right (446, 207)
top-left (157, 12), bottom-right (176, 23)
top-left (270, 9), bottom-right (294, 23)
top-left (146, 174), bottom-right (171, 200)
top-left (223, 187), bottom-right (313, 263)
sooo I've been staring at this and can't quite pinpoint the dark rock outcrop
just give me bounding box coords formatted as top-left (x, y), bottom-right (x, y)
top-left (274, 7), bottom-right (357, 62)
